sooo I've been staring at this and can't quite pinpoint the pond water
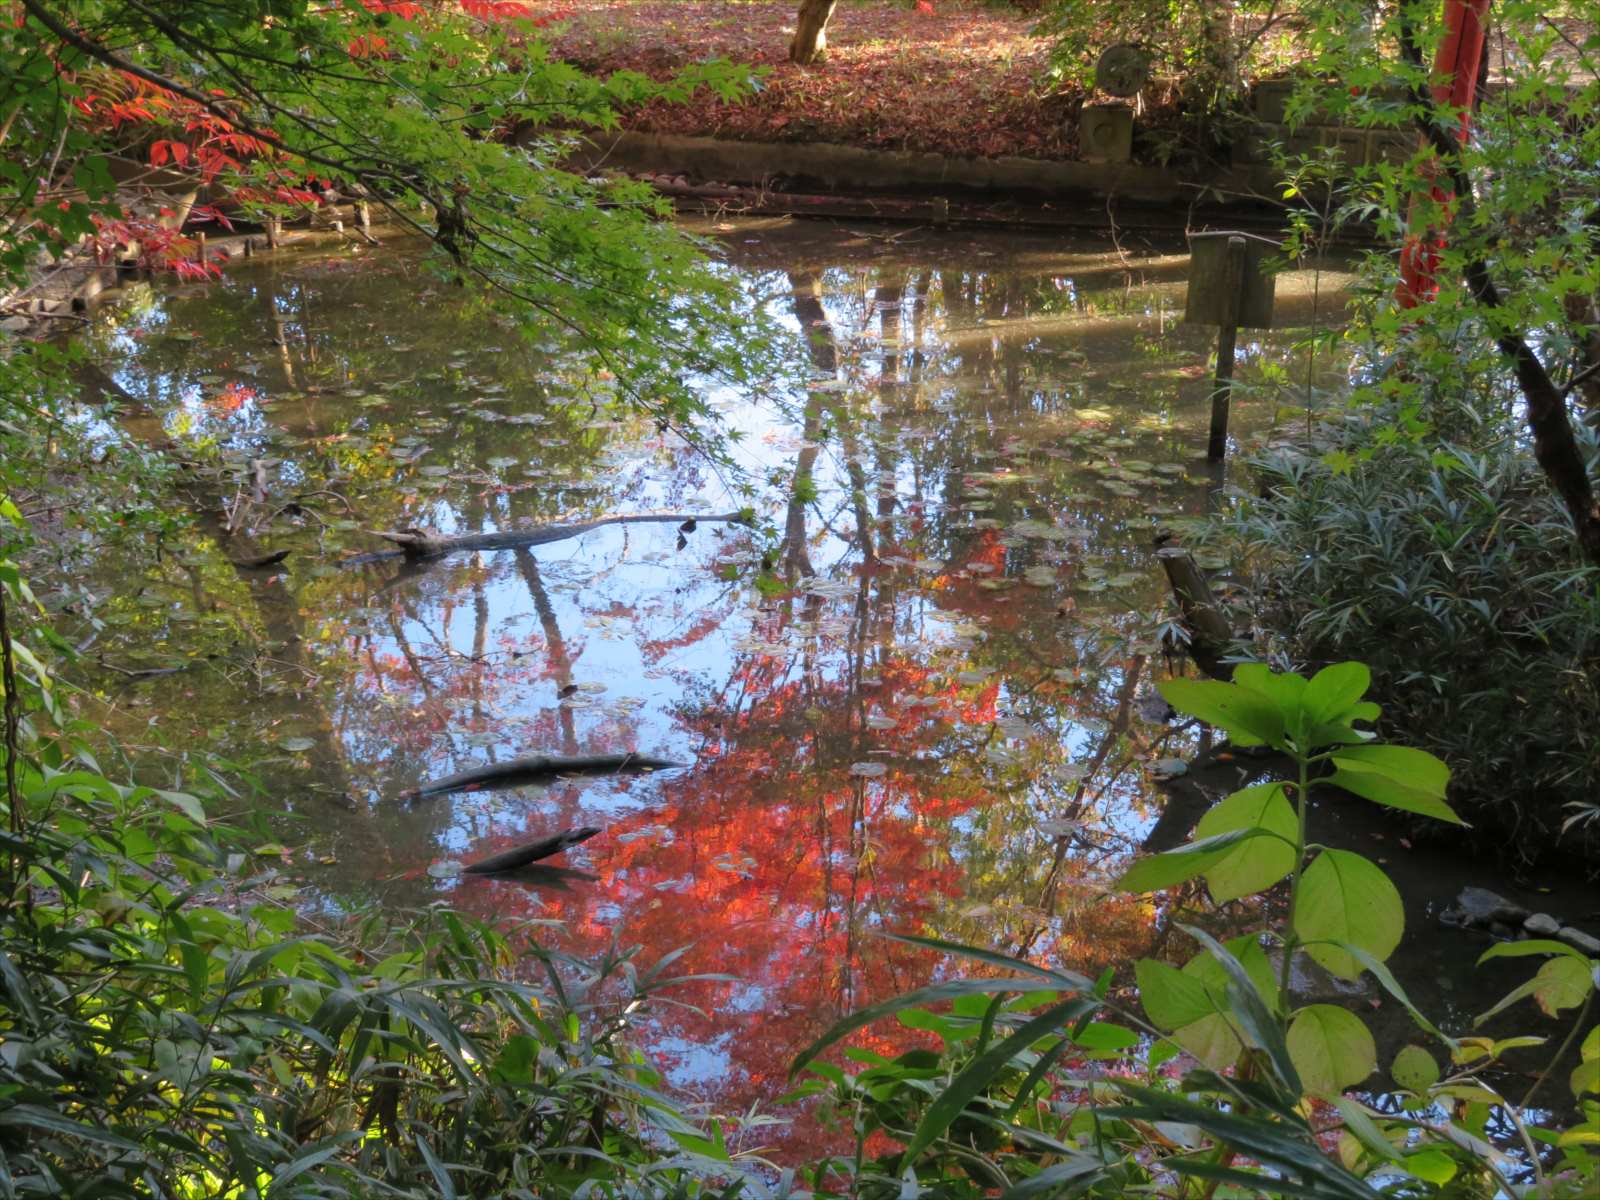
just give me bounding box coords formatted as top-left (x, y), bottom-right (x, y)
top-left (63, 219), bottom-right (1584, 1149)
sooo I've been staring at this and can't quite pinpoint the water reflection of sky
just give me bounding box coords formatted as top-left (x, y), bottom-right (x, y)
top-left (81, 221), bottom-right (1359, 1152)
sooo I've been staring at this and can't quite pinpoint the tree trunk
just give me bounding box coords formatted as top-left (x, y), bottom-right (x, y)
top-left (790, 0), bottom-right (839, 65)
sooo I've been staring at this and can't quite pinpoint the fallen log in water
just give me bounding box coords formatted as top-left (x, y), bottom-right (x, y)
top-left (404, 752), bottom-right (683, 801)
top-left (463, 826), bottom-right (602, 874)
top-left (343, 511), bottom-right (750, 565)
top-left (1153, 530), bottom-right (1236, 682)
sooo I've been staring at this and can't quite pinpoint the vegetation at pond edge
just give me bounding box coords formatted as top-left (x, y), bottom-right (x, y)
top-left (2, 1), bottom-right (1599, 1198)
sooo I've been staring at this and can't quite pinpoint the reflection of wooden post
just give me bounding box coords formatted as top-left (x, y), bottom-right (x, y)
top-left (1207, 236), bottom-right (1247, 462)
top-left (1154, 530), bottom-right (1234, 681)
top-left (267, 215), bottom-right (281, 249)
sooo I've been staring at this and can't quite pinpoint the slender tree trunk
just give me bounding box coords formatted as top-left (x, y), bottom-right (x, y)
top-left (790, 0), bottom-right (839, 65)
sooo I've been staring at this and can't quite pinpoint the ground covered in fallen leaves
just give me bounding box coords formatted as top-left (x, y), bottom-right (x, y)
top-left (533, 0), bottom-right (1084, 160)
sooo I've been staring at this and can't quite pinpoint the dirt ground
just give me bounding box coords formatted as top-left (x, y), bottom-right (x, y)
top-left (532, 0), bottom-right (1084, 160)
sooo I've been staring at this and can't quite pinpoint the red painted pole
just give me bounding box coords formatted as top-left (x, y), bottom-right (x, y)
top-left (1395, 0), bottom-right (1492, 309)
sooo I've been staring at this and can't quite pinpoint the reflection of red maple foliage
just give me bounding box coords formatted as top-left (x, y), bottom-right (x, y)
top-left (435, 634), bottom-right (1154, 1155)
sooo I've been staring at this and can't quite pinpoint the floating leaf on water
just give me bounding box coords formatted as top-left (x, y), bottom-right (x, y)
top-left (427, 860), bottom-right (465, 879)
top-left (1150, 757), bottom-right (1189, 780)
top-left (977, 578), bottom-right (1016, 590)
top-left (1038, 818), bottom-right (1083, 837)
top-left (865, 714), bottom-right (898, 730)
top-left (280, 736), bottom-right (315, 753)
top-left (419, 464), bottom-right (451, 477)
top-left (486, 456), bottom-right (517, 469)
top-left (955, 669), bottom-right (993, 685)
top-left (1023, 565), bottom-right (1058, 587)
top-left (849, 762), bottom-right (888, 778)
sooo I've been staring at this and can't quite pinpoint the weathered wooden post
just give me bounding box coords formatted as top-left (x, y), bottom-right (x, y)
top-left (1184, 230), bottom-right (1277, 461)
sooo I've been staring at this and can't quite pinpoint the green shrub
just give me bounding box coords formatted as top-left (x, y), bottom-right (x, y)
top-left (1207, 407), bottom-right (1600, 865)
top-left (793, 664), bottom-right (1600, 1199)
top-left (0, 519), bottom-right (751, 1198)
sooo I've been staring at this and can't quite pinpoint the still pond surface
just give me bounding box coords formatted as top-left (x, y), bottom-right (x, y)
top-left (69, 218), bottom-right (1568, 1147)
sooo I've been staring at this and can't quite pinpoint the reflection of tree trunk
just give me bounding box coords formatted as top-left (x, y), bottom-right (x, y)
top-left (84, 364), bottom-right (359, 809)
top-left (513, 548), bottom-right (579, 755)
top-left (262, 284), bottom-right (298, 392)
top-left (784, 394), bottom-right (822, 581)
top-left (789, 0), bottom-right (839, 64)
top-left (1022, 655), bottom-right (1148, 954)
top-left (790, 270), bottom-right (836, 376)
top-left (789, 270), bottom-right (875, 560)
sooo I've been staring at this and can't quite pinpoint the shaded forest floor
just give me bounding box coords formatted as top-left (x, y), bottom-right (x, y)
top-left (531, 0), bottom-right (1085, 160)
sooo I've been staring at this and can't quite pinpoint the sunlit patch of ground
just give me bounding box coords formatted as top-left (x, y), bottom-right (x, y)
top-left (532, 0), bottom-right (1082, 160)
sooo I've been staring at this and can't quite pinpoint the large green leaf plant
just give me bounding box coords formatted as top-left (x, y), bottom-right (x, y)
top-left (791, 663), bottom-right (1599, 1198)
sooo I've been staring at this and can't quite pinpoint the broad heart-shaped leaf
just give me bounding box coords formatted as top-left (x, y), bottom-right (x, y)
top-left (1233, 662), bottom-right (1307, 713)
top-left (1329, 745), bottom-right (1462, 825)
top-left (1391, 1044), bottom-right (1440, 1092)
top-left (1194, 783), bottom-right (1298, 903)
top-left (1295, 850), bottom-right (1404, 980)
top-left (1135, 958), bottom-right (1214, 1031)
top-left (1157, 677), bottom-right (1285, 747)
top-left (1151, 934), bottom-right (1283, 1076)
top-left (1184, 925), bottom-right (1300, 1099)
top-left (1302, 662), bottom-right (1371, 724)
top-left (1287, 1005), bottom-right (1376, 1096)
top-left (1115, 827), bottom-right (1280, 893)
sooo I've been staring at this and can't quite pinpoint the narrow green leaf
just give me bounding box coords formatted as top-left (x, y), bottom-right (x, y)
top-left (882, 932), bottom-right (1090, 989)
top-left (788, 976), bottom-right (1074, 1077)
top-left (1000, 1154), bottom-right (1108, 1199)
top-left (1184, 925), bottom-right (1300, 1098)
top-left (1477, 939), bottom-right (1589, 965)
top-left (415, 1134), bottom-right (457, 1200)
top-left (899, 995), bottom-right (1097, 1168)
top-left (1333, 1096), bottom-right (1400, 1163)
top-left (0, 1105), bottom-right (139, 1152)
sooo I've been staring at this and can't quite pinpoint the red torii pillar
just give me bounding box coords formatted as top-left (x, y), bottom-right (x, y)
top-left (1395, 0), bottom-right (1493, 309)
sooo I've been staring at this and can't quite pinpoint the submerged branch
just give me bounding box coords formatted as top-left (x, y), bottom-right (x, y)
top-left (404, 752), bottom-right (683, 802)
top-left (345, 512), bottom-right (750, 566)
top-left (462, 827), bottom-right (602, 875)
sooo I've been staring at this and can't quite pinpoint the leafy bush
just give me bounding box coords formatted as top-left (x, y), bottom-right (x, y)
top-left (1208, 405), bottom-right (1600, 864)
top-left (0, 511), bottom-right (751, 1198)
top-left (792, 664), bottom-right (1600, 1199)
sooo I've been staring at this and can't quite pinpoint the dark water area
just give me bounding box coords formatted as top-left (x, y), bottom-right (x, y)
top-left (55, 219), bottom-right (1590, 1150)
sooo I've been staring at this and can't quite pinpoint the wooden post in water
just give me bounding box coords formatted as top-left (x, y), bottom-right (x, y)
top-left (1184, 230), bottom-right (1278, 463)
top-left (1207, 236), bottom-right (1247, 462)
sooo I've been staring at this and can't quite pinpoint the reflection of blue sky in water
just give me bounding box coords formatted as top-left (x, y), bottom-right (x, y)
top-left (75, 222), bottom-right (1371, 1141)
